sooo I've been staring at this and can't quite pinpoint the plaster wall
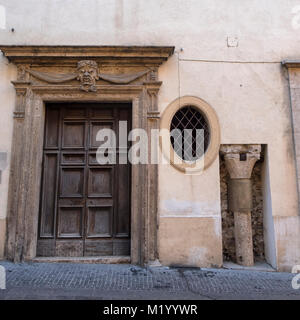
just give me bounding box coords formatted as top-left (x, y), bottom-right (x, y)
top-left (0, 56), bottom-right (15, 258)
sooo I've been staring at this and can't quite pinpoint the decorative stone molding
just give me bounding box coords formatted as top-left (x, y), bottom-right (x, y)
top-left (220, 144), bottom-right (261, 179)
top-left (0, 45), bottom-right (174, 65)
top-left (220, 144), bottom-right (261, 266)
top-left (24, 62), bottom-right (151, 89)
top-left (11, 82), bottom-right (30, 120)
top-left (160, 96), bottom-right (220, 172)
top-left (282, 60), bottom-right (300, 68)
top-left (17, 65), bottom-right (29, 82)
top-left (76, 60), bottom-right (99, 92)
top-left (147, 111), bottom-right (160, 120)
top-left (0, 45), bottom-right (174, 264)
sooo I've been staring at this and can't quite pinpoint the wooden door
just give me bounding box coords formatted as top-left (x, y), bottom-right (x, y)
top-left (37, 103), bottom-right (131, 257)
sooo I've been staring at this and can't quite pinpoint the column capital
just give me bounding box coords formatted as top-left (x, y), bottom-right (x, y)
top-left (220, 144), bottom-right (261, 179)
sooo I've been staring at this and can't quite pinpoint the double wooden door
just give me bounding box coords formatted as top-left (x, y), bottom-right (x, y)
top-left (37, 103), bottom-right (131, 257)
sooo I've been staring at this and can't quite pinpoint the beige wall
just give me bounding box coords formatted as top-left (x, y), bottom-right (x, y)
top-left (0, 56), bottom-right (15, 258)
top-left (0, 0), bottom-right (300, 270)
top-left (0, 58), bottom-right (15, 218)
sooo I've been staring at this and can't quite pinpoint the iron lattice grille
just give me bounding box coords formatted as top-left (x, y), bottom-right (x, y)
top-left (170, 106), bottom-right (210, 161)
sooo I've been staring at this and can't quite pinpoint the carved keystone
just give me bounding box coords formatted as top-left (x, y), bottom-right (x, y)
top-left (220, 144), bottom-right (261, 267)
top-left (77, 60), bottom-right (99, 92)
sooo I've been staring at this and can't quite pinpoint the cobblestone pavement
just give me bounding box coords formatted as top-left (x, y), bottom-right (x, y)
top-left (0, 261), bottom-right (299, 300)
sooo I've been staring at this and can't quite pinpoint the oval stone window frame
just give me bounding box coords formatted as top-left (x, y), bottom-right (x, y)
top-left (160, 96), bottom-right (220, 172)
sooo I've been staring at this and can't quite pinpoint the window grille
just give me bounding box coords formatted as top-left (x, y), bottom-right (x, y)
top-left (170, 106), bottom-right (210, 161)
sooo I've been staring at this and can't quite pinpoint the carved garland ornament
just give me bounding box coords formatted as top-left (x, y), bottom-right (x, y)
top-left (23, 60), bottom-right (152, 92)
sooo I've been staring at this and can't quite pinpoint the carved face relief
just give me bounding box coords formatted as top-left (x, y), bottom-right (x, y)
top-left (77, 60), bottom-right (99, 92)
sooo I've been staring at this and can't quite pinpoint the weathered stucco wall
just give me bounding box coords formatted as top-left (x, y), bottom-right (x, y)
top-left (0, 56), bottom-right (15, 257)
top-left (0, 0), bottom-right (299, 270)
top-left (278, 67), bottom-right (300, 271)
top-left (158, 57), bottom-right (300, 270)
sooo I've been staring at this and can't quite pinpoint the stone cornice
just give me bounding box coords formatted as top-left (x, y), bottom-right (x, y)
top-left (282, 60), bottom-right (300, 68)
top-left (0, 45), bottom-right (175, 66)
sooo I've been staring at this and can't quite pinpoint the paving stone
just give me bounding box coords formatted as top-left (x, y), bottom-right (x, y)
top-left (0, 261), bottom-right (299, 300)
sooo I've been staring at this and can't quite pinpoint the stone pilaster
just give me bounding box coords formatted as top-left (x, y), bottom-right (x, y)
top-left (220, 144), bottom-right (261, 266)
top-left (145, 80), bottom-right (161, 263)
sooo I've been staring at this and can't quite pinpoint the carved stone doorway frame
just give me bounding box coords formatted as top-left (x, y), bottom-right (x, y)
top-left (0, 46), bottom-right (174, 264)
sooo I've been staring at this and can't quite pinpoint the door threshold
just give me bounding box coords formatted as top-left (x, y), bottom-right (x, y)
top-left (222, 261), bottom-right (276, 272)
top-left (31, 256), bottom-right (130, 264)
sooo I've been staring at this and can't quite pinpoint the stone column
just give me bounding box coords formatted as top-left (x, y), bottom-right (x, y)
top-left (220, 144), bottom-right (261, 266)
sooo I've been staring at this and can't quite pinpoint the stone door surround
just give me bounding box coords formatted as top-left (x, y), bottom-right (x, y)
top-left (0, 45), bottom-right (174, 264)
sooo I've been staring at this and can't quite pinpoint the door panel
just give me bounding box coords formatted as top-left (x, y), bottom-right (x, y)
top-left (60, 167), bottom-right (85, 197)
top-left (84, 239), bottom-right (113, 256)
top-left (39, 153), bottom-right (58, 238)
top-left (86, 206), bottom-right (112, 238)
top-left (57, 207), bottom-right (83, 238)
top-left (62, 122), bottom-right (86, 148)
top-left (116, 164), bottom-right (130, 237)
top-left (61, 152), bottom-right (85, 165)
top-left (89, 122), bottom-right (114, 148)
top-left (44, 108), bottom-right (60, 148)
top-left (37, 103), bottom-right (131, 257)
top-left (87, 167), bottom-right (113, 197)
top-left (55, 240), bottom-right (84, 257)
